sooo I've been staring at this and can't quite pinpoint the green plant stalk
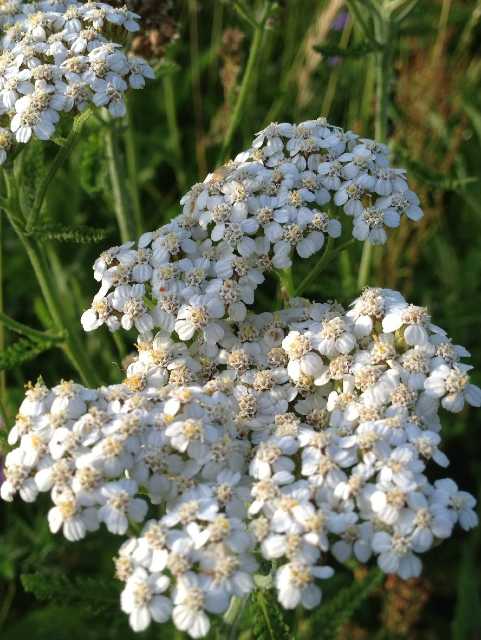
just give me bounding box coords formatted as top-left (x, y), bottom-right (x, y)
top-left (358, 3), bottom-right (393, 290)
top-left (0, 212), bottom-right (5, 407)
top-left (189, 0), bottom-right (207, 176)
top-left (18, 234), bottom-right (98, 387)
top-left (163, 74), bottom-right (187, 192)
top-left (27, 109), bottom-right (91, 232)
top-left (125, 96), bottom-right (144, 238)
top-left (256, 590), bottom-right (276, 640)
top-left (295, 239), bottom-right (355, 296)
top-left (277, 267), bottom-right (295, 303)
top-left (0, 310), bottom-right (64, 342)
top-left (208, 1), bottom-right (224, 90)
top-left (321, 17), bottom-right (353, 117)
top-left (105, 125), bottom-right (133, 243)
top-left (217, 2), bottom-right (271, 165)
top-left (2, 173), bottom-right (98, 386)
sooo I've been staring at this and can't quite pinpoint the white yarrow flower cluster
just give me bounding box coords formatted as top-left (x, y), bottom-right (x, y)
top-left (81, 118), bottom-right (423, 342)
top-left (0, 0), bottom-right (154, 162)
top-left (1, 116), bottom-right (477, 636)
top-left (3, 287), bottom-right (479, 636)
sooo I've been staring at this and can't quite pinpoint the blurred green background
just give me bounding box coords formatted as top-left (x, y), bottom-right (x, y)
top-left (1, 0), bottom-right (480, 638)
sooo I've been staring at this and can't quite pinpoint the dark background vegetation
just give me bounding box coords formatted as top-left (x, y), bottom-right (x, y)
top-left (0, 1), bottom-right (480, 638)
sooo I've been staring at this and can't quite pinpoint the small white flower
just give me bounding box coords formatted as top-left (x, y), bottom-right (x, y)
top-left (121, 568), bottom-right (171, 632)
top-left (99, 479), bottom-right (147, 535)
top-left (275, 561), bottom-right (334, 609)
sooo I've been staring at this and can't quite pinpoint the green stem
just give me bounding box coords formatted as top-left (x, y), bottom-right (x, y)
top-left (1, 173), bottom-right (98, 387)
top-left (295, 239), bottom-right (355, 297)
top-left (346, 0), bottom-right (375, 39)
top-left (256, 591), bottom-right (276, 640)
top-left (217, 1), bottom-right (271, 165)
top-left (189, 0), bottom-right (207, 176)
top-left (208, 1), bottom-right (224, 90)
top-left (277, 267), bottom-right (294, 303)
top-left (0, 212), bottom-right (5, 405)
top-left (0, 310), bottom-right (64, 342)
top-left (28, 109), bottom-right (91, 232)
top-left (162, 74), bottom-right (187, 192)
top-left (358, 2), bottom-right (393, 290)
top-left (125, 97), bottom-right (143, 238)
top-left (224, 595), bottom-right (247, 640)
top-left (19, 235), bottom-right (98, 387)
top-left (374, 15), bottom-right (392, 142)
top-left (321, 17), bottom-right (353, 117)
top-left (0, 393), bottom-right (8, 425)
top-left (357, 241), bottom-right (373, 290)
top-left (105, 125), bottom-right (133, 243)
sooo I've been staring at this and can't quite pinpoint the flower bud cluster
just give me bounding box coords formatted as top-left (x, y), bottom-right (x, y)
top-left (3, 288), bottom-right (479, 637)
top-left (81, 118), bottom-right (424, 343)
top-left (0, 0), bottom-right (154, 162)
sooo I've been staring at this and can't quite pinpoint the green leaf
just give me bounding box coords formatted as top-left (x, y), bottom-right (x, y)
top-left (0, 337), bottom-right (57, 371)
top-left (27, 223), bottom-right (111, 244)
top-left (314, 40), bottom-right (384, 58)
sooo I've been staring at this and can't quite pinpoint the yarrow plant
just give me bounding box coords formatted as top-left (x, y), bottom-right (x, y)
top-left (0, 2), bottom-right (479, 638)
top-left (2, 110), bottom-right (480, 636)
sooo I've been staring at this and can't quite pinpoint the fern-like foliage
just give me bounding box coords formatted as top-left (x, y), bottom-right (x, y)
top-left (252, 590), bottom-right (293, 640)
top-left (27, 223), bottom-right (111, 244)
top-left (13, 140), bottom-right (48, 216)
top-left (0, 337), bottom-right (57, 371)
top-left (21, 571), bottom-right (119, 615)
top-left (313, 569), bottom-right (383, 639)
top-left (79, 129), bottom-right (109, 195)
top-left (314, 41), bottom-right (384, 58)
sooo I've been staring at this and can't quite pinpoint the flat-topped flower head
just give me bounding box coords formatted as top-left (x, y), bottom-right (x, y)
top-left (4, 289), bottom-right (479, 637)
top-left (81, 118), bottom-right (424, 343)
top-left (0, 0), bottom-right (154, 160)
